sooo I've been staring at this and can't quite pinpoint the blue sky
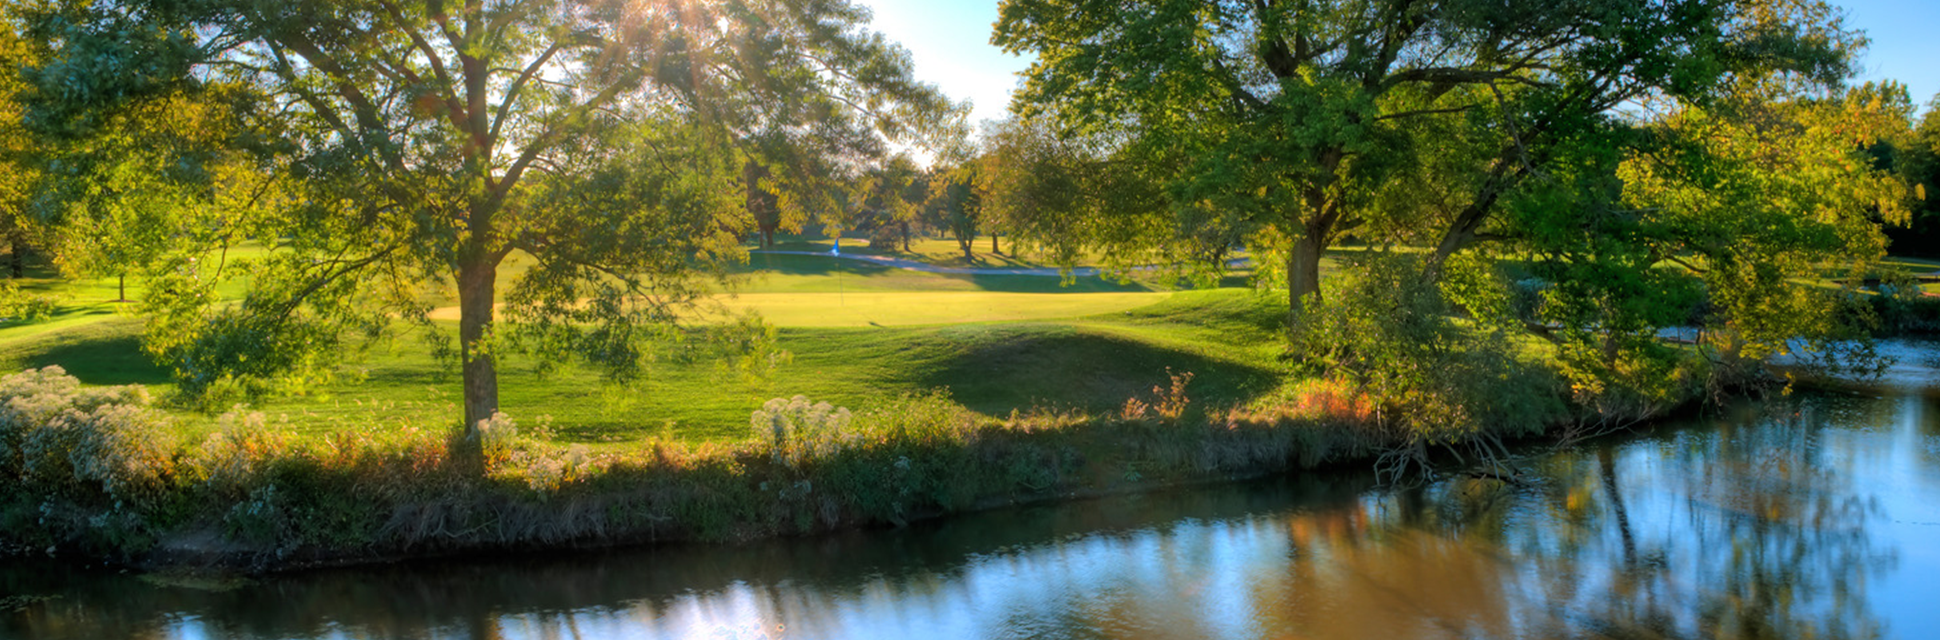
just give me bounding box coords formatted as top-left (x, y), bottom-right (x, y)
top-left (1845, 0), bottom-right (1940, 109)
top-left (857, 0), bottom-right (1940, 124)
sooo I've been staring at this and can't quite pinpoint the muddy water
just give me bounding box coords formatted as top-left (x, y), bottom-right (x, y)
top-left (5, 382), bottom-right (1939, 638)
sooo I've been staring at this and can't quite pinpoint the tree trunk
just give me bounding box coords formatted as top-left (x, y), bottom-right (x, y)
top-left (745, 160), bottom-right (777, 249)
top-left (1421, 161), bottom-right (1524, 285)
top-left (1421, 202), bottom-right (1491, 286)
top-left (900, 220), bottom-right (911, 252)
top-left (1287, 231), bottom-right (1324, 327)
top-left (116, 274), bottom-right (128, 302)
top-left (8, 228), bottom-right (24, 278)
top-left (1289, 153), bottom-right (1343, 332)
top-left (991, 232), bottom-right (1000, 256)
top-left (458, 256), bottom-right (500, 442)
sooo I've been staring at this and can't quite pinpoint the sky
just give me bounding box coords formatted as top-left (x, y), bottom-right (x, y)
top-left (1844, 0), bottom-right (1940, 109)
top-left (851, 0), bottom-right (1031, 125)
top-left (855, 0), bottom-right (1940, 125)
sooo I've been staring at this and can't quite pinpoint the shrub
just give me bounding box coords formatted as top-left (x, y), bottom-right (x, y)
top-left (194, 410), bottom-right (297, 499)
top-left (1874, 289), bottom-right (1940, 334)
top-left (0, 367), bottom-right (174, 505)
top-left (866, 225), bottom-right (903, 251)
top-left (853, 390), bottom-right (980, 443)
top-left (505, 444), bottom-right (598, 495)
top-left (1118, 368), bottom-right (1194, 423)
top-left (751, 395), bottom-right (854, 468)
top-left (1293, 254), bottom-right (1562, 444)
top-left (474, 411), bottom-right (519, 466)
top-left (0, 281), bottom-right (61, 324)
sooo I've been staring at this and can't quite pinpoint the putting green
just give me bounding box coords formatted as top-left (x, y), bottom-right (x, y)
top-left (712, 291), bottom-right (1175, 327)
top-left (428, 291), bottom-right (1176, 327)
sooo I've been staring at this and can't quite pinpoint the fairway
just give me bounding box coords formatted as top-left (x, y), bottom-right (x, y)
top-left (424, 291), bottom-right (1175, 327)
top-left (714, 291), bottom-right (1174, 326)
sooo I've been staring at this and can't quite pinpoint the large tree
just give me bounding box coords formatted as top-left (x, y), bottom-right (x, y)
top-left (0, 7), bottom-right (43, 279)
top-left (27, 0), bottom-right (956, 434)
top-left (979, 115), bottom-right (1169, 270)
top-left (992, 0), bottom-right (1849, 326)
top-left (924, 158), bottom-right (985, 260)
top-left (1888, 93), bottom-right (1940, 257)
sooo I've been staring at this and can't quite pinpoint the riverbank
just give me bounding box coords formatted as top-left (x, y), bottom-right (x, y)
top-left (0, 349), bottom-right (1733, 574)
top-left (14, 386), bottom-right (1932, 640)
top-left (1, 376), bottom-right (1408, 573)
top-left (2, 268), bottom-right (1930, 574)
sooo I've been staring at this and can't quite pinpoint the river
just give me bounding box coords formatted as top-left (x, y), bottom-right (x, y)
top-left (5, 366), bottom-right (1939, 638)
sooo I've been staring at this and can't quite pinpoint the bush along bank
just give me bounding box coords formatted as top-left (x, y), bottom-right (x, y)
top-left (0, 353), bottom-right (1734, 573)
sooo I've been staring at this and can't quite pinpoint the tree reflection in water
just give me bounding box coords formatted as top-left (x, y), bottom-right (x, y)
top-left (2, 394), bottom-right (1931, 640)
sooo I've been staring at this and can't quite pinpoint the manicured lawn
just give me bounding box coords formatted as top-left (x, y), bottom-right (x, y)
top-left (2, 237), bottom-right (1915, 451)
top-left (711, 291), bottom-right (1177, 326)
top-left (0, 240), bottom-right (1292, 450)
top-left (0, 288), bottom-right (1286, 448)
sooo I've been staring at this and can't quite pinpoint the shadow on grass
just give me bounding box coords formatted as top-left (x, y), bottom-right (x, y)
top-left (740, 252), bottom-right (895, 277)
top-left (19, 331), bottom-right (171, 386)
top-left (928, 272), bottom-right (1153, 293)
top-left (923, 326), bottom-right (1280, 416)
top-left (742, 250), bottom-right (1262, 295)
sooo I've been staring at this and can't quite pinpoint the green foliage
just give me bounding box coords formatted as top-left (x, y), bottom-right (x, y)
top-left (1592, 83), bottom-right (1902, 380)
top-left (924, 160), bottom-right (988, 259)
top-left (990, 0), bottom-right (1857, 319)
top-left (1872, 289), bottom-right (1940, 335)
top-left (1886, 93), bottom-right (1940, 257)
top-left (0, 280), bottom-right (60, 324)
top-left (979, 116), bottom-right (1171, 275)
top-left (22, 0), bottom-right (961, 430)
top-left (1293, 254), bottom-right (1564, 443)
top-left (503, 117), bottom-right (750, 382)
top-left (0, 9), bottom-right (47, 267)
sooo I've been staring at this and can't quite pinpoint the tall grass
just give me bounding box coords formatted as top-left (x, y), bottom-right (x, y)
top-left (0, 365), bottom-right (1443, 570)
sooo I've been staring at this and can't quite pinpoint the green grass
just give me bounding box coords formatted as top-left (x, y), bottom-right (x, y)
top-left (709, 291), bottom-right (1176, 326)
top-left (10, 288), bottom-right (1286, 448)
top-left (4, 233), bottom-right (1921, 453)
top-left (0, 241), bottom-right (1293, 450)
top-left (1881, 255), bottom-right (1940, 295)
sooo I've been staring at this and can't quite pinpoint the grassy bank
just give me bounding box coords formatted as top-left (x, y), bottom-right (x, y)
top-left (0, 361), bottom-right (1449, 571)
top-left (0, 284), bottom-right (1587, 571)
top-left (0, 239), bottom-right (1802, 571)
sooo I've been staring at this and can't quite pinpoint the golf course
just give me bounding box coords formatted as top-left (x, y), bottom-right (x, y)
top-left (0, 237), bottom-right (1307, 446)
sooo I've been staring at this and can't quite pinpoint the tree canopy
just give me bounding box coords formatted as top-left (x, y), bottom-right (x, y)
top-left (992, 0), bottom-right (1863, 323)
top-left (989, 0), bottom-right (1912, 432)
top-left (23, 0), bottom-right (960, 435)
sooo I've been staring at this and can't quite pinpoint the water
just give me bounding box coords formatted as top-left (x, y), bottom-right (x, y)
top-left (5, 390), bottom-right (1940, 638)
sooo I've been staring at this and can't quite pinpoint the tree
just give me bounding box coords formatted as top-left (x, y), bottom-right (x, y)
top-left (925, 159), bottom-right (985, 260)
top-left (33, 88), bottom-right (268, 304)
top-left (992, 0), bottom-right (1855, 328)
top-left (855, 153), bottom-right (922, 251)
top-left (1888, 93), bottom-right (1940, 257)
top-left (1408, 0), bottom-right (1864, 284)
top-left (0, 8), bottom-right (43, 279)
top-left (28, 0), bottom-right (957, 436)
top-left (979, 115), bottom-right (1168, 271)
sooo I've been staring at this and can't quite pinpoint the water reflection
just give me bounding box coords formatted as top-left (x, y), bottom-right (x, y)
top-left (6, 393), bottom-right (1938, 640)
